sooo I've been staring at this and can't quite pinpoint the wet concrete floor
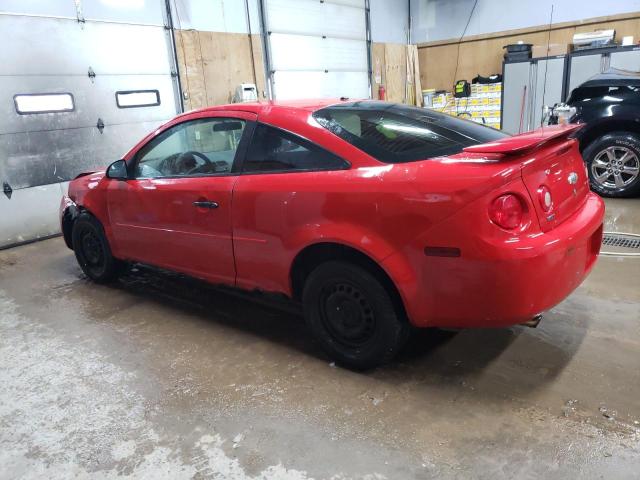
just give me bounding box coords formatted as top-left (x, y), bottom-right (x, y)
top-left (1, 198), bottom-right (639, 479)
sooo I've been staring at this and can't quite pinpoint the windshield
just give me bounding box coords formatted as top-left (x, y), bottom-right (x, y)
top-left (313, 101), bottom-right (509, 163)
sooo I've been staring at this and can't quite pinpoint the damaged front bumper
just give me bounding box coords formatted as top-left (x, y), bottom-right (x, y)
top-left (59, 195), bottom-right (79, 250)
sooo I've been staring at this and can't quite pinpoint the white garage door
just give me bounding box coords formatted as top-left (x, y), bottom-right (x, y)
top-left (263, 0), bottom-right (370, 100)
top-left (0, 0), bottom-right (181, 248)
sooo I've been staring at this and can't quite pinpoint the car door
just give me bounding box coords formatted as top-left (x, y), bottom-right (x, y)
top-left (106, 111), bottom-right (256, 285)
top-left (232, 122), bottom-right (350, 292)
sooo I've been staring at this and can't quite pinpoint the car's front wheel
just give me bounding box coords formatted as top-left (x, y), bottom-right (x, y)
top-left (583, 131), bottom-right (640, 197)
top-left (72, 212), bottom-right (124, 283)
top-left (302, 261), bottom-right (409, 370)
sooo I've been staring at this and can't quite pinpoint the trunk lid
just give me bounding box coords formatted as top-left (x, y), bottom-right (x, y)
top-left (464, 125), bottom-right (589, 232)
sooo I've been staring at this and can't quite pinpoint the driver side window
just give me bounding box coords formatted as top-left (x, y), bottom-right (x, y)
top-left (135, 117), bottom-right (246, 178)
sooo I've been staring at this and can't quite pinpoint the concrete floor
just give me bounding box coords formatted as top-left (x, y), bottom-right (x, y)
top-left (1, 198), bottom-right (639, 479)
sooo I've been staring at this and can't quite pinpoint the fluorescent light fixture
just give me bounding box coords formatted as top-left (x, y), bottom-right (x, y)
top-left (14, 93), bottom-right (74, 114)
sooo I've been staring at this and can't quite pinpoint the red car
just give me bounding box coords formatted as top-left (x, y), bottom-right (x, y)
top-left (60, 100), bottom-right (605, 369)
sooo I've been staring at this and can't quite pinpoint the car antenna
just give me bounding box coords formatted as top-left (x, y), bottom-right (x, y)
top-left (540, 3), bottom-right (554, 132)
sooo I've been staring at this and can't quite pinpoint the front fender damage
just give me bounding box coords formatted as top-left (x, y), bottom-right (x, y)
top-left (60, 196), bottom-right (79, 250)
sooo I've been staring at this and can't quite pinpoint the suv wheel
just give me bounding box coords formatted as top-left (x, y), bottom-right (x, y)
top-left (72, 212), bottom-right (124, 283)
top-left (302, 261), bottom-right (409, 370)
top-left (583, 131), bottom-right (640, 197)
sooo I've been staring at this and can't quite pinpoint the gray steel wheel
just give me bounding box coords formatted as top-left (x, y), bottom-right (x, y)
top-left (591, 146), bottom-right (640, 190)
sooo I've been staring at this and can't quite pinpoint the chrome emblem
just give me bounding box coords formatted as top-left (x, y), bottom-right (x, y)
top-left (567, 172), bottom-right (578, 185)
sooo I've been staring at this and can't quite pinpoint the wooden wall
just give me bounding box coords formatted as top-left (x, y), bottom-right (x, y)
top-left (371, 42), bottom-right (422, 105)
top-left (372, 42), bottom-right (405, 103)
top-left (418, 13), bottom-right (640, 91)
top-left (175, 30), bottom-right (266, 110)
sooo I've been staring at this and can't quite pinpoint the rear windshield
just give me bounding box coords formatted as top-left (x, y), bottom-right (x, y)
top-left (313, 101), bottom-right (508, 163)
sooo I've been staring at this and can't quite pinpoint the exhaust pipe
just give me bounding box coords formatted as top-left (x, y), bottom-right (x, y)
top-left (521, 314), bottom-right (543, 328)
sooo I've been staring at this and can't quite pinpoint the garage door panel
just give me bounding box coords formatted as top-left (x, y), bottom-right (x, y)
top-left (0, 1), bottom-right (76, 17)
top-left (0, 76), bottom-right (176, 135)
top-left (2, 121), bottom-right (164, 189)
top-left (265, 0), bottom-right (365, 39)
top-left (324, 0), bottom-right (366, 7)
top-left (0, 182), bottom-right (66, 248)
top-left (270, 34), bottom-right (367, 71)
top-left (81, 0), bottom-right (165, 25)
top-left (273, 71), bottom-right (369, 100)
top-left (1, 5), bottom-right (179, 247)
top-left (265, 0), bottom-right (368, 99)
top-left (0, 16), bottom-right (172, 75)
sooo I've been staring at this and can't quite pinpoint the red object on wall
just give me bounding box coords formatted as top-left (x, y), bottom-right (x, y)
top-left (378, 85), bottom-right (386, 100)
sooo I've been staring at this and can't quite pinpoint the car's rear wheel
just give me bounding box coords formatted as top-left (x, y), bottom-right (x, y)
top-left (583, 131), bottom-right (640, 197)
top-left (302, 261), bottom-right (409, 370)
top-left (72, 212), bottom-right (124, 283)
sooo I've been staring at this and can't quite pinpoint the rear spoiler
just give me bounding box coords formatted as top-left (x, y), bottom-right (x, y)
top-left (463, 124), bottom-right (583, 155)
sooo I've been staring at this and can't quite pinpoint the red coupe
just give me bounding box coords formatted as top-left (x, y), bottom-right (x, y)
top-left (60, 100), bottom-right (605, 369)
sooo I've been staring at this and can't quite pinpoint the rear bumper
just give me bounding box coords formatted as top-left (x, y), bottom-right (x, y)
top-left (393, 193), bottom-right (605, 328)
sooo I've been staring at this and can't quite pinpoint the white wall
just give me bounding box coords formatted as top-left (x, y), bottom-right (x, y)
top-left (171, 0), bottom-right (261, 33)
top-left (369, 0), bottom-right (409, 43)
top-left (412, 0), bottom-right (640, 43)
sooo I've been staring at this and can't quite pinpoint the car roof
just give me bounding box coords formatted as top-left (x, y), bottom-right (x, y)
top-left (579, 68), bottom-right (640, 88)
top-left (183, 98), bottom-right (353, 119)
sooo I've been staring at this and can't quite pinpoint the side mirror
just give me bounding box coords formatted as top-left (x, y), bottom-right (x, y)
top-left (106, 159), bottom-right (128, 180)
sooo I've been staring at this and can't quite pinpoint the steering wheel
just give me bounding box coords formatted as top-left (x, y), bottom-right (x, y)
top-left (179, 151), bottom-right (213, 175)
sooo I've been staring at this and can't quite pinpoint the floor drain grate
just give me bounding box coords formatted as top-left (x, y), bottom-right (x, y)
top-left (602, 233), bottom-right (640, 250)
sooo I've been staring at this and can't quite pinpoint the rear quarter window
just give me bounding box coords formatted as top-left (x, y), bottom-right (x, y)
top-left (313, 101), bottom-right (507, 163)
top-left (242, 124), bottom-right (349, 173)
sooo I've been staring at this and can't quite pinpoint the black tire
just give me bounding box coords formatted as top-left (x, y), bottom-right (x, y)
top-left (302, 261), bottom-right (409, 370)
top-left (583, 131), bottom-right (640, 198)
top-left (71, 212), bottom-right (123, 283)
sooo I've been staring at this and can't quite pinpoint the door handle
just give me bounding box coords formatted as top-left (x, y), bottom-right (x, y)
top-left (193, 200), bottom-right (219, 209)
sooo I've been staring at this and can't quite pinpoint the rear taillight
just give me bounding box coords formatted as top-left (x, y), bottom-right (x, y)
top-left (489, 194), bottom-right (524, 230)
top-left (537, 185), bottom-right (553, 212)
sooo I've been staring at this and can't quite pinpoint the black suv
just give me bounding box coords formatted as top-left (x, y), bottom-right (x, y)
top-left (552, 69), bottom-right (640, 197)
